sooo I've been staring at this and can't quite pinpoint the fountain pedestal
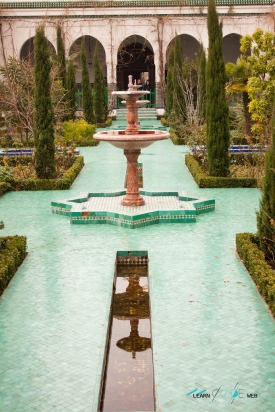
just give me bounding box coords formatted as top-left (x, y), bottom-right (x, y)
top-left (125, 96), bottom-right (139, 135)
top-left (93, 75), bottom-right (170, 207)
top-left (123, 149), bottom-right (145, 206)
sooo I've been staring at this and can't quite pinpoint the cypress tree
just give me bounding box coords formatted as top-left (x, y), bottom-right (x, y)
top-left (93, 43), bottom-right (106, 123)
top-left (34, 25), bottom-right (56, 179)
top-left (57, 25), bottom-right (66, 89)
top-left (197, 43), bottom-right (206, 124)
top-left (166, 44), bottom-right (175, 115)
top-left (206, 0), bottom-right (230, 177)
top-left (81, 36), bottom-right (95, 124)
top-left (66, 59), bottom-right (76, 120)
top-left (257, 102), bottom-right (275, 261)
top-left (173, 36), bottom-right (186, 120)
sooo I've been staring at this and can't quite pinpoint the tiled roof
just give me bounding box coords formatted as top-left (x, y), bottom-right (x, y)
top-left (0, 0), bottom-right (273, 8)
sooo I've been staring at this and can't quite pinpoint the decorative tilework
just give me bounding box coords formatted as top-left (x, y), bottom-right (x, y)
top-left (51, 191), bottom-right (215, 228)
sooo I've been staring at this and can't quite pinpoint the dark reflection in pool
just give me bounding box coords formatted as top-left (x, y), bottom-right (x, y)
top-left (100, 264), bottom-right (155, 411)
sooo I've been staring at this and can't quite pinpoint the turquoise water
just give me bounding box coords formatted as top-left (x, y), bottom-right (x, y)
top-left (0, 140), bottom-right (274, 411)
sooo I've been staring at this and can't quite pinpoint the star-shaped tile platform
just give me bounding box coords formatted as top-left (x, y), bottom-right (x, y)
top-left (51, 190), bottom-right (215, 229)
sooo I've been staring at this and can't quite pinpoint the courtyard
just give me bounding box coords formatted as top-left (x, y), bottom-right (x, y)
top-left (0, 140), bottom-right (274, 411)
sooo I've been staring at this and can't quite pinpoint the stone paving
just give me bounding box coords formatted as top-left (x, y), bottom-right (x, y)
top-left (0, 141), bottom-right (275, 411)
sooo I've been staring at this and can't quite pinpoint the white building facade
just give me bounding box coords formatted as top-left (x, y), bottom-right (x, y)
top-left (0, 0), bottom-right (274, 107)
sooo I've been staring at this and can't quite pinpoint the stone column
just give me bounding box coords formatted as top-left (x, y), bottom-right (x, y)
top-left (122, 149), bottom-right (144, 206)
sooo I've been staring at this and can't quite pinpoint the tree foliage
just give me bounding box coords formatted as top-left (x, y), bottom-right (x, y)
top-left (173, 36), bottom-right (186, 120)
top-left (206, 0), bottom-right (230, 177)
top-left (257, 101), bottom-right (275, 263)
top-left (166, 39), bottom-right (206, 129)
top-left (56, 25), bottom-right (66, 90)
top-left (0, 57), bottom-right (34, 141)
top-left (34, 25), bottom-right (56, 179)
top-left (166, 45), bottom-right (174, 115)
top-left (240, 28), bottom-right (275, 142)
top-left (197, 44), bottom-right (206, 123)
top-left (66, 59), bottom-right (76, 121)
top-left (0, 56), bottom-right (69, 141)
top-left (81, 37), bottom-right (95, 124)
top-left (225, 58), bottom-right (252, 137)
top-left (93, 43), bottom-right (106, 123)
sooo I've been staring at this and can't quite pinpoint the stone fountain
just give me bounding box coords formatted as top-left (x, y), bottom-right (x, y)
top-left (51, 74), bottom-right (215, 228)
top-left (93, 75), bottom-right (169, 206)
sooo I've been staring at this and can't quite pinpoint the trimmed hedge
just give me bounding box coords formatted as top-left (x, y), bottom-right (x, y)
top-left (0, 235), bottom-right (27, 296)
top-left (12, 155), bottom-right (84, 191)
top-left (0, 182), bottom-right (7, 197)
top-left (236, 233), bottom-right (275, 316)
top-left (169, 129), bottom-right (185, 145)
top-left (0, 156), bottom-right (84, 191)
top-left (185, 154), bottom-right (257, 188)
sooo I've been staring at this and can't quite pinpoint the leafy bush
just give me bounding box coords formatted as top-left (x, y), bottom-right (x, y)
top-left (186, 123), bottom-right (207, 149)
top-left (105, 117), bottom-right (112, 127)
top-left (0, 235), bottom-right (27, 296)
top-left (0, 166), bottom-right (14, 188)
top-left (185, 154), bottom-right (257, 188)
top-left (167, 111), bottom-right (189, 143)
top-left (236, 233), bottom-right (275, 316)
top-left (0, 182), bottom-right (7, 197)
top-left (61, 119), bottom-right (98, 146)
top-left (160, 117), bottom-right (167, 126)
top-left (0, 135), bottom-right (14, 148)
top-left (0, 156), bottom-right (33, 167)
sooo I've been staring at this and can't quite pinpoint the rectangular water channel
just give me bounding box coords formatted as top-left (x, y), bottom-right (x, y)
top-left (99, 251), bottom-right (155, 412)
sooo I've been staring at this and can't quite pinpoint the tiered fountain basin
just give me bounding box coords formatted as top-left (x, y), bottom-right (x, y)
top-left (51, 75), bottom-right (215, 228)
top-left (51, 190), bottom-right (215, 229)
top-left (93, 129), bottom-right (169, 149)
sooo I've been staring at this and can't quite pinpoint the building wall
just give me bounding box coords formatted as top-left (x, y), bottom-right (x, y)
top-left (0, 3), bottom-right (274, 106)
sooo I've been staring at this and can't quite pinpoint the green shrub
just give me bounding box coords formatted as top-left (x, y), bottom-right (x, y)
top-left (160, 117), bottom-right (167, 126)
top-left (0, 135), bottom-right (14, 147)
top-left (105, 117), bottom-right (112, 127)
top-left (0, 166), bottom-right (14, 188)
top-left (0, 137), bottom-right (35, 148)
top-left (169, 129), bottom-right (185, 145)
top-left (62, 119), bottom-right (98, 146)
top-left (12, 156), bottom-right (84, 191)
top-left (0, 235), bottom-right (27, 296)
top-left (236, 233), bottom-right (275, 316)
top-left (0, 156), bottom-right (34, 167)
top-left (0, 182), bottom-right (7, 197)
top-left (185, 154), bottom-right (257, 188)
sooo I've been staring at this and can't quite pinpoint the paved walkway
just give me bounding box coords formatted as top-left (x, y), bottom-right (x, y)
top-left (0, 140), bottom-right (274, 411)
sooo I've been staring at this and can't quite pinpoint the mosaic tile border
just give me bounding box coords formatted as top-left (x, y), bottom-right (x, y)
top-left (51, 190), bottom-right (215, 228)
top-left (116, 250), bottom-right (149, 265)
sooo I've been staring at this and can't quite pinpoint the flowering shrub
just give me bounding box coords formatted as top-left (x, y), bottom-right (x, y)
top-left (61, 119), bottom-right (98, 146)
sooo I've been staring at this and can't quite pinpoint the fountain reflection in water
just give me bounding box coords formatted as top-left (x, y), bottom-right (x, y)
top-left (100, 260), bottom-right (155, 412)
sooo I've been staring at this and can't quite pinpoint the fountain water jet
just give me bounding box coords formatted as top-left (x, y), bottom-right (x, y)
top-left (93, 75), bottom-right (169, 206)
